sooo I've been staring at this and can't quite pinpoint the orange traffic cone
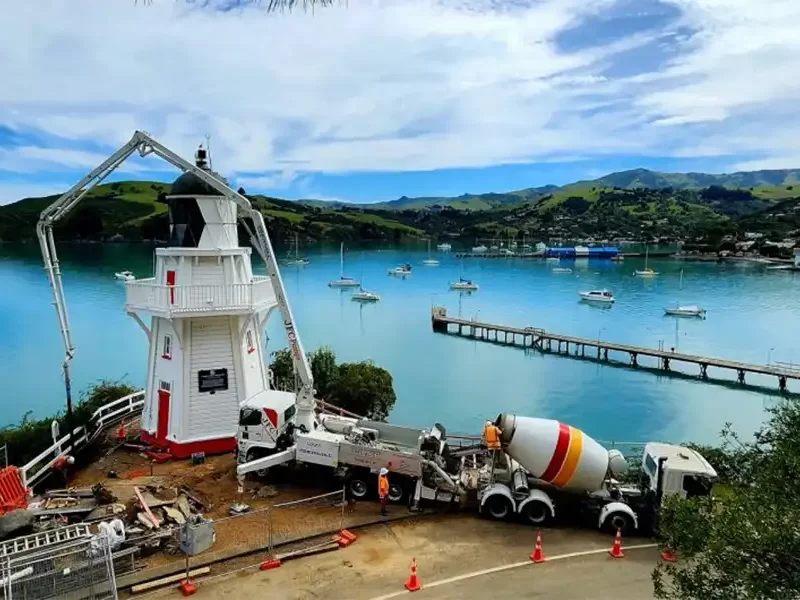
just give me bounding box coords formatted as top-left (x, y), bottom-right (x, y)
top-left (404, 557), bottom-right (422, 592)
top-left (660, 548), bottom-right (678, 562)
top-left (115, 420), bottom-right (127, 441)
top-left (530, 531), bottom-right (545, 563)
top-left (609, 528), bottom-right (624, 559)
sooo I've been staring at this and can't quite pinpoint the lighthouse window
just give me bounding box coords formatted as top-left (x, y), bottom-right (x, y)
top-left (246, 331), bottom-right (255, 354)
top-left (162, 335), bottom-right (173, 359)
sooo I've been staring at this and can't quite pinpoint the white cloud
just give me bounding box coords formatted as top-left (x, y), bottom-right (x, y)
top-left (730, 155), bottom-right (800, 172)
top-left (0, 145), bottom-right (167, 174)
top-left (0, 0), bottom-right (798, 185)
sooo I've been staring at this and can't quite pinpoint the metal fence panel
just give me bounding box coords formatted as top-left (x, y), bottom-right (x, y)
top-left (1, 536), bottom-right (118, 600)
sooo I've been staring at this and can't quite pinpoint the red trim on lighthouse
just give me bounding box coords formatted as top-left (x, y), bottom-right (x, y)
top-left (140, 430), bottom-right (237, 458)
top-left (166, 270), bottom-right (176, 305)
top-left (156, 389), bottom-right (171, 445)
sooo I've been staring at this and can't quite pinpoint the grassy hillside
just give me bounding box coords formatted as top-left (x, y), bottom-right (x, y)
top-left (0, 181), bottom-right (422, 244)
top-left (2, 168), bottom-right (798, 250)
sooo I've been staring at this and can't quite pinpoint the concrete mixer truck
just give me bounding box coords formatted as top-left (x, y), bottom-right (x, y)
top-left (468, 413), bottom-right (717, 535)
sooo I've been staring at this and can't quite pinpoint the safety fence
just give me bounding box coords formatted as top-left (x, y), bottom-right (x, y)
top-left (176, 489), bottom-right (347, 590)
top-left (0, 536), bottom-right (118, 600)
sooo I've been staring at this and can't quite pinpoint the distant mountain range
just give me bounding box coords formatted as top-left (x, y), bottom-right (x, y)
top-left (1, 166), bottom-right (798, 246)
top-left (299, 167), bottom-right (800, 211)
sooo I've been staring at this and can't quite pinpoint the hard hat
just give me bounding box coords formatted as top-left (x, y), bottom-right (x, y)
top-left (379, 467), bottom-right (389, 476)
top-left (66, 456), bottom-right (75, 465)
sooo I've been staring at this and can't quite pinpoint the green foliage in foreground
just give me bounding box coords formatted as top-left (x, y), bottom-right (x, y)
top-left (269, 346), bottom-right (396, 421)
top-left (653, 401), bottom-right (800, 600)
top-left (0, 380), bottom-right (137, 467)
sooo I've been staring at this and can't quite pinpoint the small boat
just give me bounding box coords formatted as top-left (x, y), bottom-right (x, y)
top-left (115, 271), bottom-right (135, 281)
top-left (285, 234), bottom-right (310, 266)
top-left (472, 245), bottom-right (488, 253)
top-left (328, 243), bottom-right (360, 288)
top-left (388, 263), bottom-right (413, 276)
top-left (579, 289), bottom-right (614, 303)
top-left (436, 242), bottom-right (452, 251)
top-left (450, 278), bottom-right (479, 292)
top-left (634, 246), bottom-right (658, 277)
top-left (552, 267), bottom-right (572, 274)
top-left (664, 305), bottom-right (706, 317)
top-left (422, 240), bottom-right (440, 266)
top-left (352, 286), bottom-right (380, 302)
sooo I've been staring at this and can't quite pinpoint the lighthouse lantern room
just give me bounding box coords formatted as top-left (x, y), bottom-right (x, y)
top-left (126, 145), bottom-right (278, 457)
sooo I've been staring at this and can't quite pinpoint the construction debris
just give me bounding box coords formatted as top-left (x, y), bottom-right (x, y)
top-left (164, 506), bottom-right (186, 525)
top-left (229, 503), bottom-right (251, 516)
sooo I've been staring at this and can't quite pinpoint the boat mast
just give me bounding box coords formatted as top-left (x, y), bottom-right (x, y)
top-left (340, 242), bottom-right (344, 278)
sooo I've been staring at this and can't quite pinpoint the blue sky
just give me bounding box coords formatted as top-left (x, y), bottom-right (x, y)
top-left (1, 0), bottom-right (800, 205)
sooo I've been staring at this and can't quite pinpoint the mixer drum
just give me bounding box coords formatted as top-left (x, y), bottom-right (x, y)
top-left (496, 414), bottom-right (610, 492)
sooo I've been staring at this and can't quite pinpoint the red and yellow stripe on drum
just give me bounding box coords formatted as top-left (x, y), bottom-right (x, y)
top-left (540, 422), bottom-right (584, 487)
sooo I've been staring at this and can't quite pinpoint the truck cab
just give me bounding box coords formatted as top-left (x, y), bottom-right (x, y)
top-left (641, 442), bottom-right (717, 499)
top-left (237, 389), bottom-right (298, 462)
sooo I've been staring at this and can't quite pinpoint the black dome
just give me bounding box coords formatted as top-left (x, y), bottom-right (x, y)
top-left (170, 170), bottom-right (228, 197)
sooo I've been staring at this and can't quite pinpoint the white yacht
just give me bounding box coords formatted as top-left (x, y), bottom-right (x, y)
top-left (436, 242), bottom-right (452, 251)
top-left (472, 245), bottom-right (488, 253)
top-left (285, 234), bottom-right (310, 266)
top-left (422, 240), bottom-right (440, 266)
top-left (552, 267), bottom-right (572, 274)
top-left (450, 278), bottom-right (479, 292)
top-left (579, 289), bottom-right (614, 303)
top-left (328, 243), bottom-right (360, 288)
top-left (388, 263), bottom-right (413, 276)
top-left (115, 271), bottom-right (135, 281)
top-left (352, 286), bottom-right (380, 302)
top-left (664, 305), bottom-right (706, 317)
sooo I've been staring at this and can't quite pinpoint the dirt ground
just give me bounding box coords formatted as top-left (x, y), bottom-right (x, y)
top-left (68, 444), bottom-right (411, 572)
top-left (138, 514), bottom-right (660, 600)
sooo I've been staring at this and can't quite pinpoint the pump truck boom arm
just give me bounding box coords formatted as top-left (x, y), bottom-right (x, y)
top-left (37, 130), bottom-right (316, 429)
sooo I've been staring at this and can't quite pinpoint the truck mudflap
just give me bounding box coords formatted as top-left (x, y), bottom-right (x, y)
top-left (517, 489), bottom-right (555, 526)
top-left (479, 483), bottom-right (516, 520)
top-left (598, 501), bottom-right (638, 535)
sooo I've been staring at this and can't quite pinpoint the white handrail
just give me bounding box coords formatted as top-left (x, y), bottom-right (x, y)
top-left (20, 390), bottom-right (145, 489)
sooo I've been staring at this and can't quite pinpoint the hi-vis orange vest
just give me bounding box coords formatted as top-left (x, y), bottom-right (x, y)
top-left (484, 424), bottom-right (501, 450)
top-left (378, 474), bottom-right (389, 498)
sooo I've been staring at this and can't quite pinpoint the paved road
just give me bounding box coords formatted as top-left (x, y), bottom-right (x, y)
top-left (140, 515), bottom-right (659, 600)
top-left (412, 549), bottom-right (658, 600)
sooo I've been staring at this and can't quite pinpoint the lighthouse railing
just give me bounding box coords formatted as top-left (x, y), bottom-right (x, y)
top-left (125, 277), bottom-right (275, 314)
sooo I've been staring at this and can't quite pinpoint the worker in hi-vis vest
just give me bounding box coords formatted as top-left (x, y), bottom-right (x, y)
top-left (483, 421), bottom-right (502, 450)
top-left (378, 467), bottom-right (390, 516)
top-left (53, 455), bottom-right (75, 487)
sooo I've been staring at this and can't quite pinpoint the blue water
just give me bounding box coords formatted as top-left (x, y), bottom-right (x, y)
top-left (1, 242), bottom-right (798, 446)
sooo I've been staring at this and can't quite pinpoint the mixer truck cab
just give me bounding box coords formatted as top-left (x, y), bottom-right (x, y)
top-left (237, 389), bottom-right (298, 463)
top-left (641, 442), bottom-right (717, 499)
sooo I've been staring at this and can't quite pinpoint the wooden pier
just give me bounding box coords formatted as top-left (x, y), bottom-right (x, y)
top-left (431, 307), bottom-right (798, 391)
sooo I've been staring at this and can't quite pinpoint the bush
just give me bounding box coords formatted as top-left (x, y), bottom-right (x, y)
top-left (269, 348), bottom-right (397, 420)
top-left (0, 380), bottom-right (136, 467)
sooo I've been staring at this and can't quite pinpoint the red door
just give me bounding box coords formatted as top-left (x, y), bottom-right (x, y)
top-left (156, 389), bottom-right (170, 444)
top-left (166, 270), bottom-right (176, 305)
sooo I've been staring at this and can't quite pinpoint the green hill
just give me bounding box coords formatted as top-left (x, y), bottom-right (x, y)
top-left (0, 181), bottom-right (422, 244)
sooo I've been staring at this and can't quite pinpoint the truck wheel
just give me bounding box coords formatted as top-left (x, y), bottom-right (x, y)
top-left (350, 478), bottom-right (369, 500)
top-left (605, 512), bottom-right (634, 536)
top-left (521, 501), bottom-right (551, 526)
top-left (482, 495), bottom-right (512, 520)
top-left (388, 481), bottom-right (405, 503)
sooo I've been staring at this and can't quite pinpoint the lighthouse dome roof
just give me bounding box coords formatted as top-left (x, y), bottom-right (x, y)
top-left (170, 170), bottom-right (228, 197)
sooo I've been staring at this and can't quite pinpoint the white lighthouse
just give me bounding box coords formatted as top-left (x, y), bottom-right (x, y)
top-left (125, 145), bottom-right (278, 457)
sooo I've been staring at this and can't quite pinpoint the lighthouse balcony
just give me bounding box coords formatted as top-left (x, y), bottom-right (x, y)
top-left (125, 276), bottom-right (276, 317)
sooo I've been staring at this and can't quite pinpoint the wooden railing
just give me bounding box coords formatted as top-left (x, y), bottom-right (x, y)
top-left (20, 391), bottom-right (145, 489)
